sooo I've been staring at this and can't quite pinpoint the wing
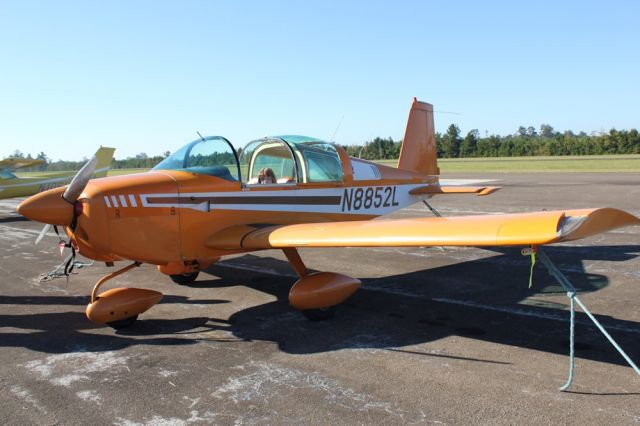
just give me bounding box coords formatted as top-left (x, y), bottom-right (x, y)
top-left (0, 159), bottom-right (44, 170)
top-left (206, 208), bottom-right (640, 250)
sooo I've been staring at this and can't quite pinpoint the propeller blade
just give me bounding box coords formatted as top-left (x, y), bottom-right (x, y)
top-left (63, 155), bottom-right (97, 203)
top-left (35, 224), bottom-right (52, 245)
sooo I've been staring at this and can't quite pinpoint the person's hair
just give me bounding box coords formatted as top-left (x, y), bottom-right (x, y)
top-left (258, 168), bottom-right (276, 183)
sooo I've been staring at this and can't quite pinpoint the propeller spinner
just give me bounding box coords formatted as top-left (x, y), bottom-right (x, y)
top-left (18, 155), bottom-right (97, 229)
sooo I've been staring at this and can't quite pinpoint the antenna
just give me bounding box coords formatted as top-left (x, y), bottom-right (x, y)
top-left (329, 115), bottom-right (344, 142)
top-left (196, 131), bottom-right (206, 142)
top-left (433, 110), bottom-right (461, 115)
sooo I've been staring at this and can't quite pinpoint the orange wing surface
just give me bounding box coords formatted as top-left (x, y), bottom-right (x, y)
top-left (206, 208), bottom-right (640, 250)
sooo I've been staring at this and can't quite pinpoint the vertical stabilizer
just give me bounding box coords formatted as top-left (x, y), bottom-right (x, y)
top-left (397, 98), bottom-right (439, 175)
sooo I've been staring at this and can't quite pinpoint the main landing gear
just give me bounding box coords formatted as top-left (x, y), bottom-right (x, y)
top-left (85, 262), bottom-right (163, 329)
top-left (302, 306), bottom-right (337, 321)
top-left (85, 250), bottom-right (359, 329)
top-left (169, 271), bottom-right (200, 285)
top-left (282, 248), bottom-right (360, 321)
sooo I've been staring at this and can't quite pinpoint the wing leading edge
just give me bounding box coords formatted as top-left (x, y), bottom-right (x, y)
top-left (206, 208), bottom-right (640, 250)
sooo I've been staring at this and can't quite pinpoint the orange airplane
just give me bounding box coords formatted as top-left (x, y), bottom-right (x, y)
top-left (17, 98), bottom-right (640, 331)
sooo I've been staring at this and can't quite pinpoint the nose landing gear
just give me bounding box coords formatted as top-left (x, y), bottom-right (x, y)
top-left (85, 262), bottom-right (163, 329)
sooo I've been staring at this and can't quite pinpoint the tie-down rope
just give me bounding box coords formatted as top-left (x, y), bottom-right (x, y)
top-left (524, 246), bottom-right (640, 391)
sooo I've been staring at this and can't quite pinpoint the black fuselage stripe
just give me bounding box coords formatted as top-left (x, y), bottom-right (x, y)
top-left (146, 196), bottom-right (342, 206)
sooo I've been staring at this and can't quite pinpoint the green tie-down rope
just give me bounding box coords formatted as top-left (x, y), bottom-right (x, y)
top-left (528, 246), bottom-right (537, 288)
top-left (561, 291), bottom-right (576, 391)
top-left (521, 245), bottom-right (537, 288)
top-left (525, 247), bottom-right (640, 391)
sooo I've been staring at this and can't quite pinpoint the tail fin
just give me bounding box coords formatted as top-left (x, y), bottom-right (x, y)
top-left (92, 146), bottom-right (116, 177)
top-left (397, 98), bottom-right (439, 175)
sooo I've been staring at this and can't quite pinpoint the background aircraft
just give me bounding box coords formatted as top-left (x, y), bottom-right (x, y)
top-left (0, 147), bottom-right (115, 200)
top-left (16, 100), bottom-right (639, 330)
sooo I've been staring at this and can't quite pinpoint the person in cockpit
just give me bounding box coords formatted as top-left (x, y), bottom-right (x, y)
top-left (257, 168), bottom-right (276, 184)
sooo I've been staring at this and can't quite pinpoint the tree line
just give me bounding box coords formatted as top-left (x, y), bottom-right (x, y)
top-left (5, 124), bottom-right (639, 172)
top-left (345, 124), bottom-right (640, 160)
top-left (5, 151), bottom-right (171, 172)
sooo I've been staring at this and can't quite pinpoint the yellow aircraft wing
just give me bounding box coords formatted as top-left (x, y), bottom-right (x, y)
top-left (206, 208), bottom-right (640, 250)
top-left (0, 159), bottom-right (44, 170)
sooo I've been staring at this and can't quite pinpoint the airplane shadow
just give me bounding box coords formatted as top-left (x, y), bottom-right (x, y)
top-left (1, 245), bottom-right (638, 369)
top-left (199, 245), bottom-right (640, 368)
top-left (0, 215), bottom-right (29, 224)
top-left (0, 294), bottom-right (230, 306)
top-left (0, 313), bottom-right (216, 353)
top-left (0, 296), bottom-right (231, 353)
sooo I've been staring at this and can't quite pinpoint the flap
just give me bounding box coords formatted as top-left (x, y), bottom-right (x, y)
top-left (205, 208), bottom-right (640, 250)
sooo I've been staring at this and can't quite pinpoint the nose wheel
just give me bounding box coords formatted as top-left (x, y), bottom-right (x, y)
top-left (107, 314), bottom-right (139, 329)
top-left (302, 307), bottom-right (336, 321)
top-left (86, 262), bottom-right (163, 328)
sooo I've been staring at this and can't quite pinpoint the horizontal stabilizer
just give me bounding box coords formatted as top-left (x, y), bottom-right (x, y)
top-left (410, 185), bottom-right (501, 196)
top-left (206, 208), bottom-right (639, 250)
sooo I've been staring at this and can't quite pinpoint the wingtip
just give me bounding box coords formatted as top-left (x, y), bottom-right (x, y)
top-left (558, 208), bottom-right (640, 241)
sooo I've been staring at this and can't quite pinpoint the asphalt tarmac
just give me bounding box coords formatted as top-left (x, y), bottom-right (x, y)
top-left (1, 172), bottom-right (639, 425)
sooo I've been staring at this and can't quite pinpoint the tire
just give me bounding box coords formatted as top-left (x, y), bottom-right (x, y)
top-left (169, 271), bottom-right (200, 285)
top-left (302, 306), bottom-right (336, 321)
top-left (107, 314), bottom-right (139, 329)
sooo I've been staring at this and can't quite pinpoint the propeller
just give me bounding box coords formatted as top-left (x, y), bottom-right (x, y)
top-left (33, 154), bottom-right (97, 244)
top-left (63, 155), bottom-right (97, 204)
top-left (35, 223), bottom-right (52, 245)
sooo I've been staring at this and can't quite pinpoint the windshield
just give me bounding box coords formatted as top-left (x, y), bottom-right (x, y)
top-left (153, 136), bottom-right (240, 181)
top-left (0, 169), bottom-right (17, 179)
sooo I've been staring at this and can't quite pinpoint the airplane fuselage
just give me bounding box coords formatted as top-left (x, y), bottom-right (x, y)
top-left (0, 173), bottom-right (75, 199)
top-left (64, 155), bottom-right (436, 267)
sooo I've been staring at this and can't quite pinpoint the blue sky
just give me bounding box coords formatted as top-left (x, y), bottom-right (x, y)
top-left (1, 1), bottom-right (638, 160)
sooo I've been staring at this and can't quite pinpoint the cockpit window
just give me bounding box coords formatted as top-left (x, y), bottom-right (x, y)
top-left (240, 139), bottom-right (298, 184)
top-left (239, 135), bottom-right (343, 184)
top-left (297, 142), bottom-right (343, 182)
top-left (0, 169), bottom-right (17, 179)
top-left (153, 136), bottom-right (240, 181)
top-left (277, 137), bottom-right (343, 183)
